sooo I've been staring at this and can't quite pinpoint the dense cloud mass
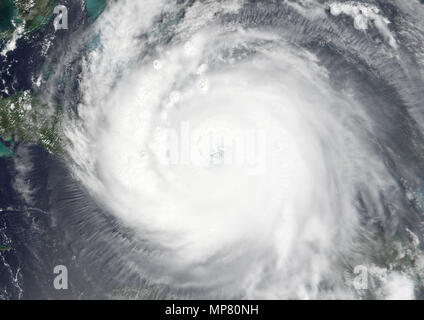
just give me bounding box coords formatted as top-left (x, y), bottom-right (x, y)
top-left (53, 0), bottom-right (424, 299)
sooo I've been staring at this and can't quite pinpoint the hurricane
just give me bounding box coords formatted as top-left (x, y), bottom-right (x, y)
top-left (2, 0), bottom-right (424, 300)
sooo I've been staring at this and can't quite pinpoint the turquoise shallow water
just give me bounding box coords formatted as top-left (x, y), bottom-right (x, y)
top-left (85, 0), bottom-right (107, 21)
top-left (0, 0), bottom-right (15, 33)
top-left (0, 141), bottom-right (13, 157)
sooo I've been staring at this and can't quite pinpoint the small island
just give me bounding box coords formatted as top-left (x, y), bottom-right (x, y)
top-left (0, 245), bottom-right (11, 251)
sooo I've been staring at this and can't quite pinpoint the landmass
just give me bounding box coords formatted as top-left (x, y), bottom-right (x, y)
top-left (0, 0), bottom-right (56, 42)
top-left (0, 91), bottom-right (63, 156)
top-left (0, 0), bottom-right (108, 158)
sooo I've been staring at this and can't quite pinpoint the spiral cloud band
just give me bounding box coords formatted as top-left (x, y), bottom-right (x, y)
top-left (57, 0), bottom-right (424, 299)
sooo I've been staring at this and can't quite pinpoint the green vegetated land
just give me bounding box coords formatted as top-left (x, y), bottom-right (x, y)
top-left (0, 0), bottom-right (108, 41)
top-left (0, 92), bottom-right (63, 156)
top-left (0, 1), bottom-right (110, 158)
top-left (0, 0), bottom-right (56, 41)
